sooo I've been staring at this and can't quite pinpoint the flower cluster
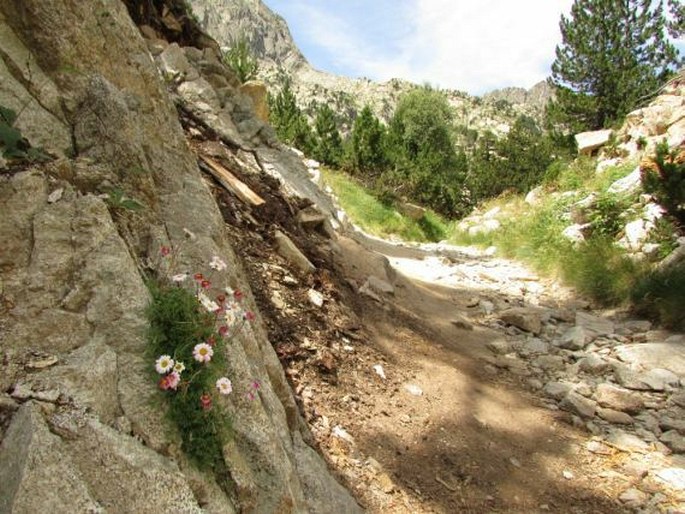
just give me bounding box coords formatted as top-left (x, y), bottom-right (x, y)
top-left (152, 247), bottom-right (258, 413)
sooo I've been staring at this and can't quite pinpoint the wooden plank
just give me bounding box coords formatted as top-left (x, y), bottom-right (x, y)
top-left (199, 155), bottom-right (265, 207)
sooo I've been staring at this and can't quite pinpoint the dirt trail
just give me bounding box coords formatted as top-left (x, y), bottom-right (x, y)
top-left (194, 132), bottom-right (679, 512)
top-left (323, 234), bottom-right (626, 513)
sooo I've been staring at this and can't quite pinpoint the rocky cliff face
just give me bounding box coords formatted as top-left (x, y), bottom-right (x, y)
top-left (0, 1), bottom-right (359, 512)
top-left (186, 0), bottom-right (549, 131)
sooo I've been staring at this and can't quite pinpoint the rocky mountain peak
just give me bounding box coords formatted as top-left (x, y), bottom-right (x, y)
top-left (187, 0), bottom-right (551, 130)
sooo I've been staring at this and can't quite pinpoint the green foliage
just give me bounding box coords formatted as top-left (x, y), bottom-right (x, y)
top-left (146, 282), bottom-right (230, 472)
top-left (467, 117), bottom-right (555, 203)
top-left (268, 81), bottom-right (314, 154)
top-left (563, 237), bottom-right (644, 305)
top-left (346, 105), bottom-right (388, 174)
top-left (312, 104), bottom-right (343, 167)
top-left (549, 0), bottom-right (681, 131)
top-left (0, 105), bottom-right (50, 163)
top-left (640, 141), bottom-right (685, 226)
top-left (632, 262), bottom-right (685, 329)
top-left (385, 87), bottom-right (468, 217)
top-left (106, 187), bottom-right (145, 211)
top-left (321, 167), bottom-right (447, 242)
top-left (222, 35), bottom-right (259, 84)
top-left (587, 192), bottom-right (630, 238)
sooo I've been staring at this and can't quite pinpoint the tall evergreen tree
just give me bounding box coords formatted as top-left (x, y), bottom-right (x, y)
top-left (348, 105), bottom-right (388, 174)
top-left (386, 86), bottom-right (468, 217)
top-left (268, 81), bottom-right (314, 154)
top-left (312, 104), bottom-right (343, 166)
top-left (549, 0), bottom-right (681, 132)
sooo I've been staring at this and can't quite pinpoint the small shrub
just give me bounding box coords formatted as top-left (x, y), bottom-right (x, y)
top-left (562, 237), bottom-right (644, 305)
top-left (632, 262), bottom-right (685, 329)
top-left (586, 192), bottom-right (630, 238)
top-left (0, 105), bottom-right (50, 163)
top-left (146, 246), bottom-right (257, 479)
top-left (640, 141), bottom-right (685, 226)
top-left (222, 35), bottom-right (258, 84)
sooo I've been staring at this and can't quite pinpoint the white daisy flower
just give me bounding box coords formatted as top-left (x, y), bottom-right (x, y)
top-left (193, 343), bottom-right (214, 363)
top-left (197, 291), bottom-right (219, 313)
top-left (216, 377), bottom-right (233, 395)
top-left (209, 256), bottom-right (227, 271)
top-left (173, 361), bottom-right (185, 374)
top-left (155, 355), bottom-right (174, 374)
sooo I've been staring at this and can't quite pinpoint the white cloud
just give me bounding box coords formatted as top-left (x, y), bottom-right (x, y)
top-left (275, 0), bottom-right (574, 94)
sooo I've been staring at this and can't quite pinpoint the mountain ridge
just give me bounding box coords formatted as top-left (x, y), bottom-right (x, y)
top-left (186, 0), bottom-right (552, 131)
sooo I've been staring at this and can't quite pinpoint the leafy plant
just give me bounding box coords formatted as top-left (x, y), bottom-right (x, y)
top-left (640, 140), bottom-right (685, 226)
top-left (0, 105), bottom-right (50, 163)
top-left (147, 247), bottom-right (257, 478)
top-left (632, 262), bottom-right (685, 329)
top-left (586, 192), bottom-right (630, 238)
top-left (222, 34), bottom-right (259, 84)
top-left (106, 187), bottom-right (145, 211)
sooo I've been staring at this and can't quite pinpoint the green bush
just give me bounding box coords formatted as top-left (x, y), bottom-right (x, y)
top-left (640, 141), bottom-right (685, 226)
top-left (0, 105), bottom-right (50, 162)
top-left (222, 35), bottom-right (258, 84)
top-left (146, 249), bottom-right (256, 487)
top-left (561, 237), bottom-right (643, 305)
top-left (587, 192), bottom-right (630, 238)
top-left (632, 262), bottom-right (685, 329)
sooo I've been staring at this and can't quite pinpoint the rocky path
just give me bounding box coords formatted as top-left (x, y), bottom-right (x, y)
top-left (305, 231), bottom-right (685, 513)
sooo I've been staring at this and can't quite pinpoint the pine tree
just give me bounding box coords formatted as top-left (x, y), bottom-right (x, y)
top-left (348, 105), bottom-right (387, 174)
top-left (222, 35), bottom-right (259, 84)
top-left (312, 104), bottom-right (343, 166)
top-left (268, 81), bottom-right (314, 154)
top-left (549, 0), bottom-right (681, 132)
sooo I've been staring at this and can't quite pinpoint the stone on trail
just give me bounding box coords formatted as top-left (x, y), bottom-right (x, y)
top-left (499, 307), bottom-right (542, 334)
top-left (560, 391), bottom-right (596, 419)
top-left (606, 429), bottom-right (650, 453)
top-left (655, 468), bottom-right (685, 491)
top-left (575, 311), bottom-right (614, 337)
top-left (274, 230), bottom-right (315, 274)
top-left (639, 368), bottom-right (680, 391)
top-left (543, 381), bottom-right (574, 401)
top-left (595, 383), bottom-right (644, 414)
top-left (661, 431), bottom-right (685, 454)
top-left (557, 326), bottom-right (589, 350)
top-left (597, 407), bottom-right (634, 425)
top-left (614, 342), bottom-right (685, 378)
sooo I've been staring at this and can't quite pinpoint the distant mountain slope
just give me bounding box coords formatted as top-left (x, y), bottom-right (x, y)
top-left (187, 0), bottom-right (551, 132)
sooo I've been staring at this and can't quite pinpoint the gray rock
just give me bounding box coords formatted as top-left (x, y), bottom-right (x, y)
top-left (595, 383), bottom-right (644, 414)
top-left (365, 275), bottom-right (395, 295)
top-left (575, 311), bottom-right (614, 337)
top-left (661, 430), bottom-right (685, 453)
top-left (614, 343), bottom-right (685, 378)
top-left (0, 403), bottom-right (102, 514)
top-left (557, 325), bottom-right (589, 350)
top-left (486, 339), bottom-right (513, 355)
top-left (533, 355), bottom-right (565, 373)
top-left (655, 468), bottom-right (685, 491)
top-left (578, 354), bottom-right (609, 374)
top-left (543, 381), bottom-right (573, 401)
top-left (157, 42), bottom-right (199, 81)
top-left (671, 392), bottom-right (685, 408)
top-left (521, 338), bottom-right (549, 355)
top-left (613, 363), bottom-right (652, 391)
top-left (618, 488), bottom-right (648, 508)
top-left (640, 368), bottom-right (680, 391)
top-left (575, 129), bottom-right (612, 154)
top-left (606, 429), bottom-right (650, 453)
top-left (499, 307), bottom-right (543, 334)
top-left (660, 415), bottom-right (685, 434)
top-left (560, 391), bottom-right (596, 418)
top-left (274, 230), bottom-right (316, 274)
top-left (597, 407), bottom-right (634, 425)
top-left (450, 314), bottom-right (474, 331)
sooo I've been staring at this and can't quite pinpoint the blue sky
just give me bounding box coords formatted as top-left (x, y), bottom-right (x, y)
top-left (262, 0), bottom-right (576, 94)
